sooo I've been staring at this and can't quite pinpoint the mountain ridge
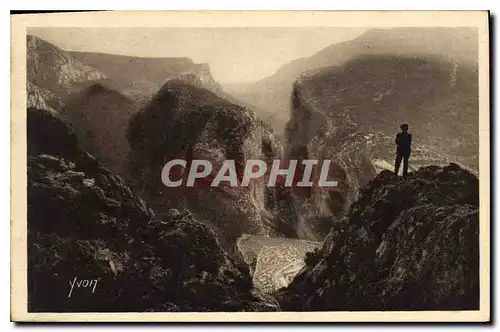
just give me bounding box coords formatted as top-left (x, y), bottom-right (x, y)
top-left (27, 35), bottom-right (223, 110)
top-left (27, 35), bottom-right (106, 105)
top-left (224, 27), bottom-right (478, 134)
top-left (69, 50), bottom-right (222, 102)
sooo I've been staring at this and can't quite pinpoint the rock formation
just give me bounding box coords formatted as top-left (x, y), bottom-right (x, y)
top-left (27, 81), bottom-right (64, 112)
top-left (27, 107), bottom-right (277, 312)
top-left (277, 164), bottom-right (479, 311)
top-left (126, 79), bottom-right (299, 256)
top-left (27, 35), bottom-right (106, 103)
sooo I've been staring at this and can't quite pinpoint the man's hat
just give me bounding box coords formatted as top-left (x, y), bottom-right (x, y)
top-left (400, 124), bottom-right (409, 130)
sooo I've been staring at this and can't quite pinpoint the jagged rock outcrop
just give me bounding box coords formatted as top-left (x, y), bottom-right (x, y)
top-left (27, 35), bottom-right (106, 102)
top-left (277, 164), bottom-right (479, 311)
top-left (126, 79), bottom-right (298, 255)
top-left (286, 78), bottom-right (377, 239)
top-left (27, 107), bottom-right (278, 312)
top-left (27, 81), bottom-right (64, 111)
top-left (60, 84), bottom-right (139, 176)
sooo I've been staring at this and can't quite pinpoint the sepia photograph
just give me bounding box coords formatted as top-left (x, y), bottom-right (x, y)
top-left (10, 11), bottom-right (490, 322)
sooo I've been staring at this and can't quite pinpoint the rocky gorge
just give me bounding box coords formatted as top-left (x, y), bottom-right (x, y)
top-left (25, 28), bottom-right (481, 311)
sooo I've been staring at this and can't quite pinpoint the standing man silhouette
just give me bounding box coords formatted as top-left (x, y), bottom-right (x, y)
top-left (394, 124), bottom-right (412, 176)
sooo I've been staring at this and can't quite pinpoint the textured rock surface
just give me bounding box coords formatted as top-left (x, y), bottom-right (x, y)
top-left (277, 164), bottom-right (479, 311)
top-left (27, 36), bottom-right (226, 177)
top-left (127, 79), bottom-right (299, 254)
top-left (27, 107), bottom-right (278, 312)
top-left (287, 79), bottom-right (377, 239)
top-left (27, 81), bottom-right (64, 112)
top-left (27, 35), bottom-right (106, 101)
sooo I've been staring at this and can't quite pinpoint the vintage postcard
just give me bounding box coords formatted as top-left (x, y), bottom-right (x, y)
top-left (10, 11), bottom-right (490, 322)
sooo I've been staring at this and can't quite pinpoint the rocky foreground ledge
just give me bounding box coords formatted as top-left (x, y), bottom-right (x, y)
top-left (276, 163), bottom-right (480, 311)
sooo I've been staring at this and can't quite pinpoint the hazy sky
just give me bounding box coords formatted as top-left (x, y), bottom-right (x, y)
top-left (29, 27), bottom-right (367, 84)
